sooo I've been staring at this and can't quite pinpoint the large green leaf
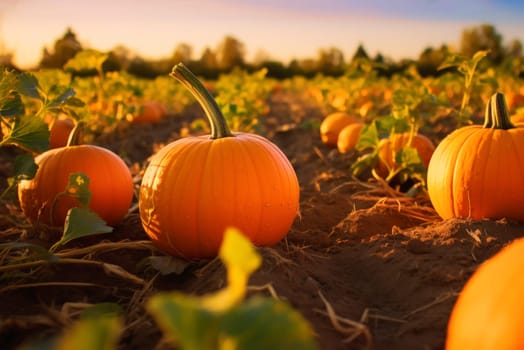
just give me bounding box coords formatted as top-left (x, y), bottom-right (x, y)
top-left (1, 113), bottom-right (49, 153)
top-left (147, 228), bottom-right (317, 350)
top-left (17, 73), bottom-right (43, 100)
top-left (220, 297), bottom-right (318, 350)
top-left (49, 207), bottom-right (113, 252)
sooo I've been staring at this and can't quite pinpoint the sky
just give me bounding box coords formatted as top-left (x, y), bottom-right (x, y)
top-left (1, 0), bottom-right (524, 69)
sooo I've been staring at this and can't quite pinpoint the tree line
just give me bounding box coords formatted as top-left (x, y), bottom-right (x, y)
top-left (2, 23), bottom-right (523, 79)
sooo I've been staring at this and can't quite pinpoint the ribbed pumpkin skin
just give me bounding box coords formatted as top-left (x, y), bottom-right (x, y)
top-left (427, 126), bottom-right (524, 221)
top-left (139, 132), bottom-right (300, 259)
top-left (18, 145), bottom-right (134, 227)
top-left (446, 238), bottom-right (524, 350)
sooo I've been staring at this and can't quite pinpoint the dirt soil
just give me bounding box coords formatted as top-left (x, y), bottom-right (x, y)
top-left (1, 90), bottom-right (523, 350)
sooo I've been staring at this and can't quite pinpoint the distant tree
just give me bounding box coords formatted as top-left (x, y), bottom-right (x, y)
top-left (172, 43), bottom-right (193, 65)
top-left (417, 44), bottom-right (450, 76)
top-left (40, 27), bottom-right (83, 68)
top-left (506, 39), bottom-right (523, 57)
top-left (216, 35), bottom-right (245, 71)
top-left (317, 47), bottom-right (345, 75)
top-left (352, 44), bottom-right (369, 61)
top-left (460, 24), bottom-right (504, 64)
top-left (104, 45), bottom-right (132, 71)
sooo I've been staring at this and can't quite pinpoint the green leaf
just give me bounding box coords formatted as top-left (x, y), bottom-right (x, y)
top-left (2, 113), bottom-right (50, 153)
top-left (220, 297), bottom-right (318, 350)
top-left (17, 73), bottom-right (42, 100)
top-left (49, 207), bottom-right (113, 252)
top-left (65, 96), bottom-right (86, 107)
top-left (47, 87), bottom-right (76, 109)
top-left (13, 153), bottom-right (38, 180)
top-left (64, 172), bottom-right (92, 207)
top-left (147, 228), bottom-right (316, 350)
top-left (0, 91), bottom-right (24, 117)
top-left (64, 49), bottom-right (109, 73)
top-left (55, 314), bottom-right (122, 350)
top-left (0, 242), bottom-right (56, 261)
top-left (201, 228), bottom-right (262, 312)
top-left (355, 122), bottom-right (379, 151)
top-left (147, 293), bottom-right (221, 350)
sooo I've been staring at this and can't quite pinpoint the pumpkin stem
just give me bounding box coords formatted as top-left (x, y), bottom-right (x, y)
top-left (483, 92), bottom-right (514, 130)
top-left (66, 120), bottom-right (84, 147)
top-left (170, 63), bottom-right (233, 139)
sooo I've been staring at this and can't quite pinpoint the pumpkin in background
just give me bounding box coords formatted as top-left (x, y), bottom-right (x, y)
top-left (446, 237), bottom-right (524, 350)
top-left (18, 125), bottom-right (134, 227)
top-left (49, 117), bottom-right (75, 149)
top-left (427, 92), bottom-right (524, 221)
top-left (319, 112), bottom-right (361, 146)
top-left (510, 112), bottom-right (524, 126)
top-left (337, 122), bottom-right (365, 154)
top-left (139, 63), bottom-right (299, 259)
top-left (375, 132), bottom-right (435, 177)
top-left (44, 113), bottom-right (75, 149)
top-left (127, 101), bottom-right (167, 124)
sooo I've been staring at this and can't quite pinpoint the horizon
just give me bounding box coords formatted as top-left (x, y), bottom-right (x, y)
top-left (2, 0), bottom-right (524, 69)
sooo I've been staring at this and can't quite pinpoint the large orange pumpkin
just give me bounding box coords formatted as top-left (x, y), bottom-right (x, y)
top-left (427, 92), bottom-right (524, 221)
top-left (139, 63), bottom-right (300, 259)
top-left (18, 142), bottom-right (134, 227)
top-left (446, 237), bottom-right (524, 349)
top-left (376, 132), bottom-right (435, 177)
top-left (319, 112), bottom-right (361, 146)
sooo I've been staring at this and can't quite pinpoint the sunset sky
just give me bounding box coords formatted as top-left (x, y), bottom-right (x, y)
top-left (1, 0), bottom-right (524, 69)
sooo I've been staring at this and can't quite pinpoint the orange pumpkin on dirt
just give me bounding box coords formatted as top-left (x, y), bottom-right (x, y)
top-left (18, 125), bottom-right (134, 227)
top-left (127, 101), bottom-right (167, 124)
top-left (446, 237), bottom-right (524, 350)
top-left (376, 132), bottom-right (435, 177)
top-left (337, 122), bottom-right (365, 154)
top-left (319, 112), bottom-right (361, 146)
top-left (139, 63), bottom-right (300, 259)
top-left (427, 92), bottom-right (524, 221)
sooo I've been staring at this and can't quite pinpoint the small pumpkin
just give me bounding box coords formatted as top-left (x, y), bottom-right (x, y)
top-left (337, 122), bottom-right (365, 154)
top-left (510, 112), bottom-right (524, 126)
top-left (319, 112), bottom-right (361, 146)
top-left (18, 124), bottom-right (134, 227)
top-left (127, 101), bottom-right (167, 124)
top-left (376, 132), bottom-right (435, 177)
top-left (427, 92), bottom-right (524, 221)
top-left (49, 116), bottom-right (75, 149)
top-left (139, 63), bottom-right (299, 259)
top-left (446, 237), bottom-right (524, 349)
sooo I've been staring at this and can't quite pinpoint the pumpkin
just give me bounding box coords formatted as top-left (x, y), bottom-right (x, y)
top-left (510, 112), bottom-right (524, 126)
top-left (49, 116), bottom-right (75, 149)
top-left (127, 101), bottom-right (167, 124)
top-left (427, 92), bottom-right (524, 221)
top-left (376, 132), bottom-right (435, 177)
top-left (337, 122), bottom-right (365, 154)
top-left (446, 237), bottom-right (524, 349)
top-left (18, 125), bottom-right (134, 227)
top-left (319, 112), bottom-right (361, 146)
top-left (139, 63), bottom-right (299, 259)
